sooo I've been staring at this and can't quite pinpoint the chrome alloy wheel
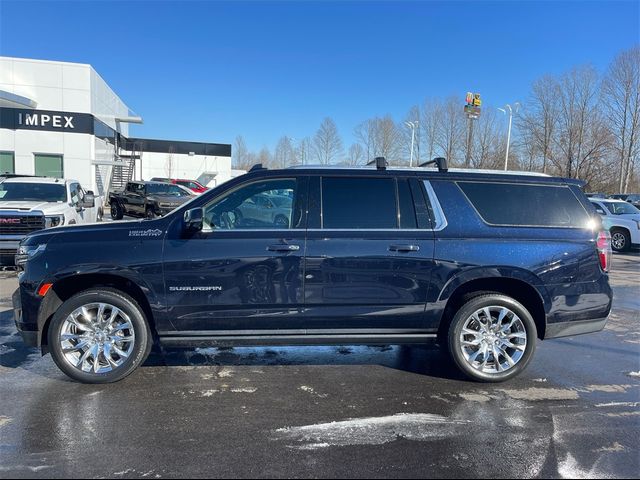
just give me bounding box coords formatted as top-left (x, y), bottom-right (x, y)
top-left (59, 303), bottom-right (135, 374)
top-left (612, 232), bottom-right (626, 251)
top-left (459, 306), bottom-right (527, 374)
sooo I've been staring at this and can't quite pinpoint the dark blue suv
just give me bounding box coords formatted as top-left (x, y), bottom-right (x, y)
top-left (12, 162), bottom-right (613, 383)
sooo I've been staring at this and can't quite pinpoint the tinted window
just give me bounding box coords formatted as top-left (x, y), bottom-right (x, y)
top-left (34, 154), bottom-right (63, 178)
top-left (322, 177), bottom-right (397, 229)
top-left (398, 179), bottom-right (417, 229)
top-left (458, 182), bottom-right (591, 227)
top-left (204, 178), bottom-right (296, 230)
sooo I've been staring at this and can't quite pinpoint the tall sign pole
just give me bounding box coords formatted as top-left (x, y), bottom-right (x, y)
top-left (464, 92), bottom-right (481, 168)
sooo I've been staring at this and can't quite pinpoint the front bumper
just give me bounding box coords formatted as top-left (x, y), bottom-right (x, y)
top-left (0, 239), bottom-right (22, 266)
top-left (545, 316), bottom-right (608, 339)
top-left (12, 287), bottom-right (38, 347)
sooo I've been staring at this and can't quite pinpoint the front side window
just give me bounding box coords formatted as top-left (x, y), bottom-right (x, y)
top-left (69, 183), bottom-right (82, 204)
top-left (34, 154), bottom-right (63, 178)
top-left (322, 177), bottom-right (397, 229)
top-left (203, 178), bottom-right (296, 230)
top-left (458, 182), bottom-right (591, 228)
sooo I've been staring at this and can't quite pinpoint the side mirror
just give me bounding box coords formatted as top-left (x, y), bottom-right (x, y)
top-left (184, 208), bottom-right (204, 232)
top-left (81, 194), bottom-right (95, 208)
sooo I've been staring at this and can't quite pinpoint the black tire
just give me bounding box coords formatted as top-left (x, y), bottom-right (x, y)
top-left (48, 288), bottom-right (153, 384)
top-left (447, 294), bottom-right (537, 383)
top-left (610, 228), bottom-right (630, 253)
top-left (145, 207), bottom-right (156, 219)
top-left (110, 202), bottom-right (124, 220)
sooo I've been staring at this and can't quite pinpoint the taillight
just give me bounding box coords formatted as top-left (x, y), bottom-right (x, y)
top-left (596, 230), bottom-right (612, 272)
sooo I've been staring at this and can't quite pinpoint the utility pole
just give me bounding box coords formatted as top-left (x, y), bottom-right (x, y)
top-left (498, 103), bottom-right (520, 171)
top-left (464, 92), bottom-right (482, 168)
top-left (404, 121), bottom-right (418, 167)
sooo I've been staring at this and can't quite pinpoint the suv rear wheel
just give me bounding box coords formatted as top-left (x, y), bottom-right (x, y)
top-left (48, 289), bottom-right (152, 384)
top-left (448, 294), bottom-right (537, 382)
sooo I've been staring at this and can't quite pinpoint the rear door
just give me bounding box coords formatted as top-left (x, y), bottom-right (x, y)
top-left (302, 175), bottom-right (437, 333)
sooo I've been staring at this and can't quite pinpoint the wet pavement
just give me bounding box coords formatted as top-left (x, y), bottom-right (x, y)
top-left (0, 255), bottom-right (638, 478)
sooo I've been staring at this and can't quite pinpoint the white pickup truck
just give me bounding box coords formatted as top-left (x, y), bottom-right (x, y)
top-left (589, 198), bottom-right (640, 252)
top-left (0, 176), bottom-right (102, 266)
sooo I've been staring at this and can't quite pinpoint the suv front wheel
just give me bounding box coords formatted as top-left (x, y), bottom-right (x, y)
top-left (448, 294), bottom-right (537, 382)
top-left (48, 289), bottom-right (152, 383)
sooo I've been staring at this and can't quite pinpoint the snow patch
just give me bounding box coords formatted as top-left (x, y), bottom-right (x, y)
top-left (274, 413), bottom-right (471, 448)
top-left (499, 387), bottom-right (579, 401)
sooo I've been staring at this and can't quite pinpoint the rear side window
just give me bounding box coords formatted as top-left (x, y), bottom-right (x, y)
top-left (322, 177), bottom-right (397, 229)
top-left (458, 182), bottom-right (591, 228)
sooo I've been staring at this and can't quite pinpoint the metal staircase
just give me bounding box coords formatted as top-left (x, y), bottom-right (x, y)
top-left (102, 140), bottom-right (141, 205)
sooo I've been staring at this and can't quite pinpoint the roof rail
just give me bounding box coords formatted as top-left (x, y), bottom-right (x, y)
top-left (419, 157), bottom-right (448, 172)
top-left (249, 163), bottom-right (266, 172)
top-left (367, 157), bottom-right (388, 170)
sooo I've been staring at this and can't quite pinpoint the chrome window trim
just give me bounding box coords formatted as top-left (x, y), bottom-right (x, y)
top-left (422, 180), bottom-right (448, 231)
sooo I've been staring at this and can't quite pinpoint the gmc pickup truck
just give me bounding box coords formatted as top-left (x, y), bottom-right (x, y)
top-left (0, 176), bottom-right (100, 266)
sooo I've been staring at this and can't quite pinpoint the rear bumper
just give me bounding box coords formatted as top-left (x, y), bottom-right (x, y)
top-left (544, 316), bottom-right (608, 339)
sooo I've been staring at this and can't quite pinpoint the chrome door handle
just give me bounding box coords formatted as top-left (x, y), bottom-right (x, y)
top-left (267, 244), bottom-right (300, 252)
top-left (389, 244), bottom-right (420, 252)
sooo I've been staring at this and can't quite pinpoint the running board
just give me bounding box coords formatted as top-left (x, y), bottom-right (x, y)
top-left (159, 333), bottom-right (438, 348)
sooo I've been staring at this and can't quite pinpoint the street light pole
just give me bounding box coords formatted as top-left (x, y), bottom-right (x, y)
top-left (498, 102), bottom-right (520, 171)
top-left (405, 121), bottom-right (418, 167)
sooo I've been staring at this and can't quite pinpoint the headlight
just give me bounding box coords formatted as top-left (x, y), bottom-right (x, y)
top-left (45, 215), bottom-right (65, 228)
top-left (15, 244), bottom-right (47, 266)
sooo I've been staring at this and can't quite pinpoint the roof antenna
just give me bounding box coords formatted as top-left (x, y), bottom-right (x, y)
top-left (367, 157), bottom-right (387, 170)
top-left (419, 157), bottom-right (448, 172)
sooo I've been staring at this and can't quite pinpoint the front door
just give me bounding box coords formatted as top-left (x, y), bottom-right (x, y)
top-left (302, 175), bottom-right (436, 333)
top-left (162, 176), bottom-right (307, 334)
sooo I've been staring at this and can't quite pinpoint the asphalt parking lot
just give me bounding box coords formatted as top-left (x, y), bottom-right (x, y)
top-left (0, 255), bottom-right (638, 479)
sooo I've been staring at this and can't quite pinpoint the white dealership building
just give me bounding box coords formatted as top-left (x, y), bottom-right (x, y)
top-left (0, 57), bottom-right (239, 196)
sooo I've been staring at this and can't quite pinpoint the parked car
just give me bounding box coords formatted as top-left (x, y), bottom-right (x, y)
top-left (589, 198), bottom-right (640, 252)
top-left (150, 177), bottom-right (208, 194)
top-left (109, 181), bottom-right (194, 220)
top-left (0, 176), bottom-right (100, 266)
top-left (609, 193), bottom-right (640, 209)
top-left (13, 162), bottom-right (612, 384)
top-left (234, 192), bottom-right (292, 228)
top-left (585, 192), bottom-right (608, 199)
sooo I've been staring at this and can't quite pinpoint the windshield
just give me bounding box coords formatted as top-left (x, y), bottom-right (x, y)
top-left (0, 182), bottom-right (66, 202)
top-left (604, 202), bottom-right (640, 215)
top-left (146, 183), bottom-right (189, 196)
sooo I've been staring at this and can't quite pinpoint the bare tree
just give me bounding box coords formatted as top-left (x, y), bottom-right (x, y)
top-left (472, 109), bottom-right (503, 169)
top-left (517, 75), bottom-right (559, 174)
top-left (552, 65), bottom-right (610, 180)
top-left (436, 96), bottom-right (465, 166)
top-left (274, 136), bottom-right (295, 168)
top-left (421, 98), bottom-right (441, 163)
top-left (354, 119), bottom-right (377, 163)
top-left (233, 135), bottom-right (253, 170)
top-left (295, 137), bottom-right (312, 166)
top-left (346, 143), bottom-right (365, 166)
top-left (313, 117), bottom-right (343, 165)
top-left (602, 45), bottom-right (640, 193)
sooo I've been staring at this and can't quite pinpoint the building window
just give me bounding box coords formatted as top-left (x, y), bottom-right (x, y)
top-left (0, 151), bottom-right (14, 174)
top-left (34, 154), bottom-right (64, 178)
